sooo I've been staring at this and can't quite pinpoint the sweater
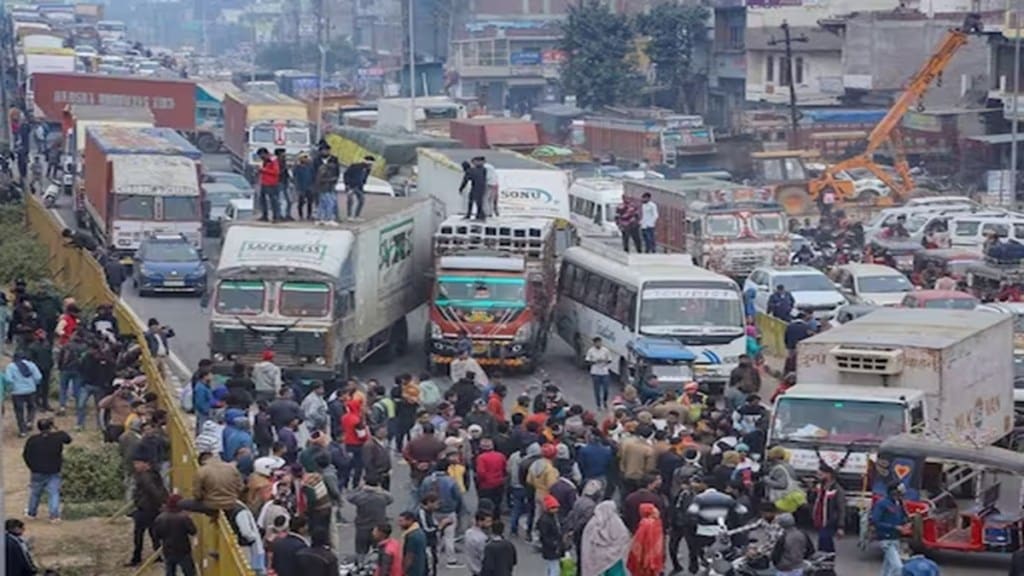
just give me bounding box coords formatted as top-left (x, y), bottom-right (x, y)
top-left (5, 360), bottom-right (40, 395)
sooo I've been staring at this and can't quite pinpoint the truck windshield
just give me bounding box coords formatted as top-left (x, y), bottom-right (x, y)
top-left (250, 126), bottom-right (277, 144)
top-left (435, 276), bottom-right (526, 308)
top-left (639, 285), bottom-right (744, 329)
top-left (163, 196), bottom-right (200, 221)
top-left (216, 281), bottom-right (265, 315)
top-left (750, 213), bottom-right (785, 235)
top-left (706, 215), bottom-right (740, 237)
top-left (771, 397), bottom-right (906, 443)
top-left (117, 195), bottom-right (156, 219)
top-left (285, 129), bottom-right (309, 146)
top-left (279, 282), bottom-right (331, 317)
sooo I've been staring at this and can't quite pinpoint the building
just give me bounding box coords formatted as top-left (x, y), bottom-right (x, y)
top-left (708, 0), bottom-right (747, 134)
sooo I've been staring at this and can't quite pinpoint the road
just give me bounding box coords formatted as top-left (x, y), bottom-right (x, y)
top-left (51, 153), bottom-right (1008, 575)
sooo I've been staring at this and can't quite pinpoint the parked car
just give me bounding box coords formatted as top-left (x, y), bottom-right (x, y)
top-left (132, 233), bottom-right (207, 297)
top-left (202, 170), bottom-right (252, 190)
top-left (743, 265), bottom-right (847, 319)
top-left (223, 197), bottom-right (255, 224)
top-left (833, 263), bottom-right (912, 306)
top-left (203, 182), bottom-right (253, 237)
top-left (899, 289), bottom-right (978, 310)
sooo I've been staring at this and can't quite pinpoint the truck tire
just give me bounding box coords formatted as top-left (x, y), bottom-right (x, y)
top-left (336, 346), bottom-right (353, 381)
top-left (195, 134), bottom-right (221, 154)
top-left (384, 317), bottom-right (409, 360)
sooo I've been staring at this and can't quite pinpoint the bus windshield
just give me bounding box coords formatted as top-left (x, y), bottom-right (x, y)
top-left (771, 397), bottom-right (906, 444)
top-left (216, 281), bottom-right (265, 315)
top-left (639, 284), bottom-right (744, 331)
top-left (278, 282), bottom-right (331, 317)
top-left (435, 276), bottom-right (526, 309)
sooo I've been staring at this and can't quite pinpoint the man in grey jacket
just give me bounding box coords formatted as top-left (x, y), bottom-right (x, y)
top-left (771, 513), bottom-right (814, 575)
top-left (346, 478), bottom-right (393, 558)
top-left (252, 350), bottom-right (283, 404)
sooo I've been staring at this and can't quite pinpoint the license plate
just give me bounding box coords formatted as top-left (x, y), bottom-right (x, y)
top-left (163, 280), bottom-right (185, 287)
top-left (472, 343), bottom-right (488, 354)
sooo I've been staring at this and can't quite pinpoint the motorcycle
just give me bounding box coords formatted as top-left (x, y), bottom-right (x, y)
top-left (699, 518), bottom-right (837, 576)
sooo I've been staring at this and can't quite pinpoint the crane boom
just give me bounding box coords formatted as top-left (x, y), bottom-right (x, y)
top-left (808, 13), bottom-right (983, 204)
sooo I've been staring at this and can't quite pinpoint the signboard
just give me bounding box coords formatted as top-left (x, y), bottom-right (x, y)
top-left (643, 288), bottom-right (740, 300)
top-left (510, 51), bottom-right (542, 66)
top-left (379, 217), bottom-right (415, 297)
top-left (541, 49), bottom-right (567, 65)
top-left (358, 67), bottom-right (385, 78)
top-left (902, 111), bottom-right (942, 133)
top-left (219, 227), bottom-right (354, 277)
top-left (746, 0), bottom-right (802, 6)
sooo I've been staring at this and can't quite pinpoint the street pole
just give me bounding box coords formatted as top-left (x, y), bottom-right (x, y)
top-left (408, 0), bottom-right (417, 131)
top-left (316, 44), bottom-right (327, 143)
top-left (249, 8), bottom-right (256, 83)
top-left (1010, 7), bottom-right (1022, 206)
top-left (769, 21), bottom-right (807, 148)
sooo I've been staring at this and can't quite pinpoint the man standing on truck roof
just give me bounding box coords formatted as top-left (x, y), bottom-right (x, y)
top-left (483, 157), bottom-right (499, 217)
top-left (275, 148), bottom-right (292, 221)
top-left (343, 155), bottom-right (374, 220)
top-left (615, 197), bottom-right (643, 253)
top-left (640, 192), bottom-right (658, 253)
top-left (460, 157), bottom-right (488, 222)
top-left (257, 147), bottom-right (282, 222)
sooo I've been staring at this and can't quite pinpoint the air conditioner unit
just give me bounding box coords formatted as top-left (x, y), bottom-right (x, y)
top-left (828, 345), bottom-right (904, 375)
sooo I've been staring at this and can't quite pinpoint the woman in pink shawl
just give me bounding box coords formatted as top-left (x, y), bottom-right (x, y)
top-left (627, 503), bottom-right (666, 576)
top-left (580, 500), bottom-right (631, 576)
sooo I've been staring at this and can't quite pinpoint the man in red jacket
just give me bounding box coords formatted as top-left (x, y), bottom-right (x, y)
top-left (474, 438), bottom-right (507, 518)
top-left (341, 398), bottom-right (368, 488)
top-left (486, 383), bottom-right (507, 424)
top-left (257, 147), bottom-right (282, 222)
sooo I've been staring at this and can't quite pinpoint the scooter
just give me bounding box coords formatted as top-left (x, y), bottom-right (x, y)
top-left (43, 183), bottom-right (59, 208)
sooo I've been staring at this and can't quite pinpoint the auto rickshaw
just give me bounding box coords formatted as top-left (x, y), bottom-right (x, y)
top-left (873, 434), bottom-right (1024, 555)
top-left (865, 238), bottom-right (922, 273)
top-left (912, 248), bottom-right (982, 287)
top-left (627, 336), bottom-right (699, 398)
top-left (964, 258), bottom-right (1024, 302)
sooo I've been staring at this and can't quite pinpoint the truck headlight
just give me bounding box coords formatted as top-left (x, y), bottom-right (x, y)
top-left (213, 353), bottom-right (225, 362)
top-left (315, 356), bottom-right (327, 366)
top-left (514, 324), bottom-right (532, 343)
top-left (430, 322), bottom-right (442, 339)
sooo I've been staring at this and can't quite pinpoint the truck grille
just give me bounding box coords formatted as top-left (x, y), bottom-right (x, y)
top-left (828, 346), bottom-right (904, 375)
top-left (211, 328), bottom-right (327, 365)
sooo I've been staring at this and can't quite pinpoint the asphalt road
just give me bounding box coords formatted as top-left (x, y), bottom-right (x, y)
top-left (50, 153), bottom-right (1009, 575)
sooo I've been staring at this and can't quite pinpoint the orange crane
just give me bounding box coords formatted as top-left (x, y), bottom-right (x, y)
top-left (809, 13), bottom-right (983, 204)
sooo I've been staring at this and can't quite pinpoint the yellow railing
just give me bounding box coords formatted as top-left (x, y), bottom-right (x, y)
top-left (24, 197), bottom-right (253, 576)
top-left (755, 312), bottom-right (788, 359)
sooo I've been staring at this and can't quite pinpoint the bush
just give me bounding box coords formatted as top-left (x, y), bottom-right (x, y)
top-left (61, 443), bottom-right (125, 503)
top-left (0, 204), bottom-right (48, 284)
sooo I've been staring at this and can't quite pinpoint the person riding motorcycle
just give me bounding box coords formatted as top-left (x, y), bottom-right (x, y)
top-left (881, 215), bottom-right (910, 239)
top-left (791, 244), bottom-right (815, 266)
top-left (686, 479), bottom-right (749, 570)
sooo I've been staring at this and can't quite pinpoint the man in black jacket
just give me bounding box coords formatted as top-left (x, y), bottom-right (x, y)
top-left (459, 157), bottom-right (488, 221)
top-left (342, 155), bottom-right (374, 219)
top-left (128, 457), bottom-right (169, 566)
top-left (152, 494), bottom-right (197, 576)
top-left (295, 527), bottom-right (339, 576)
top-left (22, 418), bottom-right (72, 521)
top-left (5, 519), bottom-right (38, 576)
top-left (271, 517), bottom-right (311, 576)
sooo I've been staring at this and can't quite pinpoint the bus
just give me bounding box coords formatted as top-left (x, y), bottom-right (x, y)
top-left (568, 177), bottom-right (623, 236)
top-left (554, 245), bottom-right (746, 387)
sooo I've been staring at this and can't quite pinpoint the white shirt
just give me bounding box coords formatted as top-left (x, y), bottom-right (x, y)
top-left (585, 345), bottom-right (612, 376)
top-left (484, 163), bottom-right (498, 187)
top-left (641, 201), bottom-right (659, 228)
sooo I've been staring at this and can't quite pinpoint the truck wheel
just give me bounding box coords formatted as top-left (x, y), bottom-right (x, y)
top-left (385, 318), bottom-right (409, 360)
top-left (195, 134), bottom-right (221, 154)
top-left (336, 347), bottom-right (352, 381)
top-left (776, 185), bottom-right (810, 215)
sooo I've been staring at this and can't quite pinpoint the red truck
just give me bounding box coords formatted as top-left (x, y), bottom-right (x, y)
top-left (31, 73), bottom-right (195, 129)
top-left (448, 118), bottom-right (540, 150)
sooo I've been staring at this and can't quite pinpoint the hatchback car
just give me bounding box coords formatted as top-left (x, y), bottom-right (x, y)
top-left (132, 234), bottom-right (207, 296)
top-left (899, 289), bottom-right (978, 310)
top-left (834, 263), bottom-right (912, 306)
top-left (744, 266), bottom-right (847, 319)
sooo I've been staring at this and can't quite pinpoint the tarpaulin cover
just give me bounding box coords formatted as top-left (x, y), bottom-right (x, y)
top-left (331, 126), bottom-right (461, 166)
top-left (800, 108), bottom-right (887, 125)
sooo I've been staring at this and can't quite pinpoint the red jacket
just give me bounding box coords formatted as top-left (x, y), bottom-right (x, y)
top-left (341, 411), bottom-right (367, 447)
top-left (55, 313), bottom-right (77, 346)
top-left (486, 392), bottom-right (506, 424)
top-left (375, 538), bottom-right (403, 576)
top-left (474, 450), bottom-right (508, 490)
top-left (259, 157), bottom-right (281, 186)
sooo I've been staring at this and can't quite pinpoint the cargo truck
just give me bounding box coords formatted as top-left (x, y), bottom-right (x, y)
top-left (209, 196), bottom-right (437, 378)
top-left (62, 104), bottom-right (154, 197)
top-left (426, 216), bottom-right (557, 373)
top-left (23, 48), bottom-right (75, 105)
top-left (623, 179), bottom-right (790, 279)
top-left (223, 91), bottom-right (311, 181)
top-left (768, 309), bottom-right (1014, 514)
top-left (416, 148), bottom-right (571, 222)
top-left (82, 126), bottom-right (204, 263)
top-left (193, 81), bottom-right (240, 153)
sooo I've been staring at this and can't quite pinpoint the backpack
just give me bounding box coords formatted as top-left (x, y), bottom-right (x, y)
top-left (227, 504), bottom-right (257, 547)
top-left (671, 486), bottom-right (696, 529)
top-left (518, 454), bottom-right (541, 490)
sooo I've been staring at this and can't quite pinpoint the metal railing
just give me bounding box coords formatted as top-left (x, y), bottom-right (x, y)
top-left (24, 196), bottom-right (253, 576)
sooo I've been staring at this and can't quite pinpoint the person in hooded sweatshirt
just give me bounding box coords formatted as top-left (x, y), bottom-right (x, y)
top-left (222, 411), bottom-right (255, 464)
top-left (252, 350), bottom-right (283, 404)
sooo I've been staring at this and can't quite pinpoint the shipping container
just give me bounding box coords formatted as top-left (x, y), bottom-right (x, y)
top-left (223, 91), bottom-right (310, 178)
top-left (30, 72), bottom-right (197, 130)
top-left (449, 118), bottom-right (540, 150)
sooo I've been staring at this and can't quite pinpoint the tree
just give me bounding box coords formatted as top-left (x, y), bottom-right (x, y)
top-left (559, 0), bottom-right (638, 109)
top-left (255, 37), bottom-right (358, 75)
top-left (636, 3), bottom-right (710, 112)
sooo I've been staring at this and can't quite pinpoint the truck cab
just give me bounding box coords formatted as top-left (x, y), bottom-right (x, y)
top-left (627, 336), bottom-right (697, 396)
top-left (686, 196), bottom-right (790, 279)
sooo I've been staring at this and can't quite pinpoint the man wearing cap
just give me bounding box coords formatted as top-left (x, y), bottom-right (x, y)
top-left (771, 513), bottom-right (814, 576)
top-left (871, 481), bottom-right (909, 576)
top-left (536, 494), bottom-right (564, 576)
top-left (293, 152), bottom-right (317, 220)
top-left (253, 350), bottom-right (283, 404)
top-left (474, 438), bottom-right (507, 517)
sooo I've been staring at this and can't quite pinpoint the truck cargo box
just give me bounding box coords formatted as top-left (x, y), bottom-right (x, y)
top-left (449, 118), bottom-right (540, 150)
top-left (31, 72), bottom-right (197, 129)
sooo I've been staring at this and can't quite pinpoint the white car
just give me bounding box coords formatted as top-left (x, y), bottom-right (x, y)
top-left (744, 266), bottom-right (847, 319)
top-left (833, 263), bottom-right (912, 306)
top-left (904, 195), bottom-right (981, 210)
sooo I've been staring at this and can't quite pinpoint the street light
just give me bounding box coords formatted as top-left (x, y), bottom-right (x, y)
top-left (316, 43), bottom-right (327, 143)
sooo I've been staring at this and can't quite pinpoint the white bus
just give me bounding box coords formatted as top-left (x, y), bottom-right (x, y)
top-left (554, 246), bottom-right (746, 385)
top-left (568, 178), bottom-right (623, 236)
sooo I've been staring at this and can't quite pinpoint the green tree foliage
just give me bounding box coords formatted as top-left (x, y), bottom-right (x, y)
top-left (0, 205), bottom-right (48, 285)
top-left (560, 0), bottom-right (638, 108)
top-left (636, 4), bottom-right (710, 112)
top-left (61, 444), bottom-right (125, 503)
top-left (255, 37), bottom-right (358, 75)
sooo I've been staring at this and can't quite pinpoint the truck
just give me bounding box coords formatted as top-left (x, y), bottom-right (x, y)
top-left (448, 118), bottom-right (540, 151)
top-left (222, 91), bottom-right (311, 181)
top-left (582, 114), bottom-right (716, 166)
top-left (82, 126), bottom-right (204, 263)
top-left (194, 81), bottom-right (240, 153)
top-left (61, 104), bottom-right (155, 198)
top-left (768, 309), bottom-right (1014, 515)
top-left (426, 216), bottom-right (558, 373)
top-left (623, 179), bottom-right (790, 279)
top-left (416, 148), bottom-right (571, 222)
top-left (209, 196), bottom-right (437, 378)
top-left (23, 48), bottom-right (76, 105)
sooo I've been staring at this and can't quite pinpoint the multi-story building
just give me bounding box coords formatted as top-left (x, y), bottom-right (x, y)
top-left (708, 0), bottom-right (745, 133)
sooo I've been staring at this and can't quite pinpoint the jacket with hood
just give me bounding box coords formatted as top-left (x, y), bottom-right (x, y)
top-left (526, 458), bottom-right (559, 500)
top-left (252, 361), bottom-right (282, 396)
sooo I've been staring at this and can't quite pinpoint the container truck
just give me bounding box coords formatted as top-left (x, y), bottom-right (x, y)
top-left (30, 73), bottom-right (196, 131)
top-left (623, 179), bottom-right (790, 279)
top-left (23, 48), bottom-right (75, 105)
top-left (81, 126), bottom-right (204, 264)
top-left (768, 309), bottom-right (1014, 514)
top-left (61, 104), bottom-right (154, 199)
top-left (222, 91), bottom-right (311, 181)
top-left (448, 118), bottom-right (540, 150)
top-left (209, 196), bottom-right (437, 378)
top-left (416, 148), bottom-right (571, 222)
top-left (426, 216), bottom-right (557, 374)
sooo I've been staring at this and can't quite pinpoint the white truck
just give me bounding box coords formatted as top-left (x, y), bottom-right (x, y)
top-left (416, 148), bottom-right (571, 223)
top-left (209, 196), bottom-right (437, 378)
top-left (769, 309), bottom-right (1014, 511)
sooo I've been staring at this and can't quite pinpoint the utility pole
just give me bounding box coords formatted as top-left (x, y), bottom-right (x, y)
top-left (768, 20), bottom-right (808, 148)
top-left (408, 0), bottom-right (417, 132)
top-left (1010, 6), bottom-right (1022, 206)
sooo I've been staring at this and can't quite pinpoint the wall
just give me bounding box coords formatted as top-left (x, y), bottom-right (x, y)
top-left (842, 14), bottom-right (991, 106)
top-left (745, 50), bottom-right (844, 105)
top-left (746, 0), bottom-right (900, 29)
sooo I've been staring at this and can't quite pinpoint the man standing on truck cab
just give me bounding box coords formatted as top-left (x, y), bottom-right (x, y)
top-left (257, 147), bottom-right (282, 222)
top-left (460, 157), bottom-right (488, 222)
top-left (639, 192), bottom-right (658, 253)
top-left (615, 197), bottom-right (643, 253)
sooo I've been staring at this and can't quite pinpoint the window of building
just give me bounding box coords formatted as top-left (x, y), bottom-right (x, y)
top-left (765, 55), bottom-right (774, 84)
top-left (795, 57), bottom-right (804, 84)
top-left (728, 24), bottom-right (743, 49)
top-left (779, 56), bottom-right (790, 86)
